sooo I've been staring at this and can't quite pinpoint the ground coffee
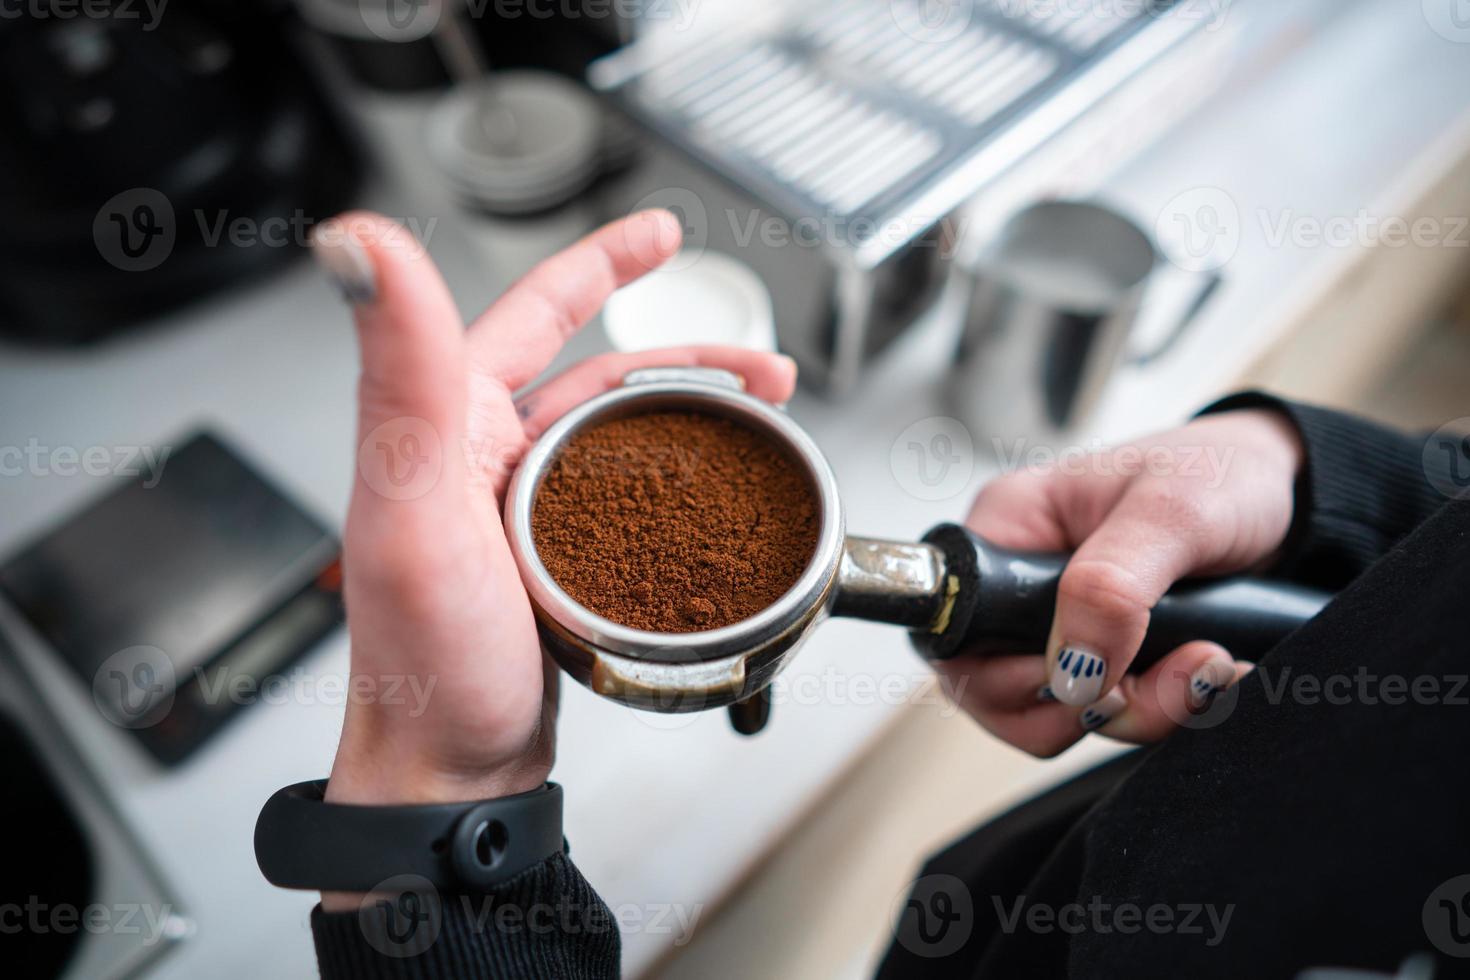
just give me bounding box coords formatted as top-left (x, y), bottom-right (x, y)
top-left (531, 410), bottom-right (819, 633)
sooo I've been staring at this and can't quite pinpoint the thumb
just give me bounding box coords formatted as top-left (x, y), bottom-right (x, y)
top-left (313, 212), bottom-right (471, 547)
top-left (1045, 483), bottom-right (1218, 706)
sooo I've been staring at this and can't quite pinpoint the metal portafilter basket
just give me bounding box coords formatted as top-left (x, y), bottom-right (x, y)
top-left (506, 369), bottom-right (1330, 735)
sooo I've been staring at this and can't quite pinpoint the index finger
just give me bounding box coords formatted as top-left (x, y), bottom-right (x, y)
top-left (466, 210), bottom-right (683, 390)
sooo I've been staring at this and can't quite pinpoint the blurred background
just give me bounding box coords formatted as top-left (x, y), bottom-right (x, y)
top-left (2, 0), bottom-right (1469, 977)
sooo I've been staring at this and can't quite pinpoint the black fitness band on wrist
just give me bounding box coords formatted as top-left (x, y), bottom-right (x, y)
top-left (254, 780), bottom-right (563, 893)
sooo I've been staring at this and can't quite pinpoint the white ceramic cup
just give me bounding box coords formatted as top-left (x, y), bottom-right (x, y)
top-left (602, 249), bottom-right (777, 354)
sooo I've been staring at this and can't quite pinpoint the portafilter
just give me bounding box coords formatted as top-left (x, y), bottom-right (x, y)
top-left (506, 369), bottom-right (1328, 734)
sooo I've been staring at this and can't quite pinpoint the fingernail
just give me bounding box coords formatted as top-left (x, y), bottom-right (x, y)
top-left (1079, 689), bottom-right (1127, 732)
top-left (1188, 660), bottom-right (1234, 709)
top-left (1037, 685), bottom-right (1056, 703)
top-left (1051, 646), bottom-right (1106, 706)
top-left (313, 231), bottom-right (376, 305)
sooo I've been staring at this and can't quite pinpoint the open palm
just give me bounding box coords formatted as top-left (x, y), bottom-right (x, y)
top-left (319, 211), bottom-right (798, 808)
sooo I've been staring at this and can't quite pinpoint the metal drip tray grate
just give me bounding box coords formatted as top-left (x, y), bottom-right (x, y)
top-left (591, 0), bottom-right (1201, 265)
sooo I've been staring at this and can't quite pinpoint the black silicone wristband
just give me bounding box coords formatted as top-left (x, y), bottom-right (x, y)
top-left (254, 780), bottom-right (563, 893)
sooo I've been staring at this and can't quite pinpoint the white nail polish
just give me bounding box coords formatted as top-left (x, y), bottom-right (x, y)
top-left (312, 234), bottom-right (376, 305)
top-left (1051, 646), bottom-right (1106, 706)
top-left (1188, 661), bottom-right (1234, 709)
top-left (1080, 689), bottom-right (1127, 732)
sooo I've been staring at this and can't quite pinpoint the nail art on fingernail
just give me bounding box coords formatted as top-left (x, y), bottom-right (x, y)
top-left (1051, 646), bottom-right (1106, 706)
top-left (1079, 690), bottom-right (1127, 732)
top-left (1188, 662), bottom-right (1233, 709)
top-left (1037, 685), bottom-right (1056, 703)
top-left (312, 233), bottom-right (376, 305)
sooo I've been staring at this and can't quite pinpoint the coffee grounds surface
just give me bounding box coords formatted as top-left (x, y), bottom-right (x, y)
top-left (531, 410), bottom-right (819, 632)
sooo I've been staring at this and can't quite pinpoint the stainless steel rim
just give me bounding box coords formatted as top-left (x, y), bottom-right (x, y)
top-left (505, 377), bottom-right (845, 663)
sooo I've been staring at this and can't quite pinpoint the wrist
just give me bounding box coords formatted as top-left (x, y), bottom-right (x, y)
top-left (325, 700), bottom-right (550, 808)
top-left (326, 740), bottom-right (548, 807)
top-left (320, 753), bottom-right (549, 913)
top-left (1239, 407), bottom-right (1307, 479)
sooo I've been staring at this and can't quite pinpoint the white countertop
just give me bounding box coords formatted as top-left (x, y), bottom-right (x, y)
top-left (3, 2), bottom-right (1469, 976)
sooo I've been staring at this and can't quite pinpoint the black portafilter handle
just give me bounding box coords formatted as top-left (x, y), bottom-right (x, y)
top-left (911, 524), bottom-right (1332, 671)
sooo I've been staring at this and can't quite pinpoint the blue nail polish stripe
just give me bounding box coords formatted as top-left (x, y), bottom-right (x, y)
top-left (1063, 650), bottom-right (1099, 680)
top-left (1081, 709), bottom-right (1108, 730)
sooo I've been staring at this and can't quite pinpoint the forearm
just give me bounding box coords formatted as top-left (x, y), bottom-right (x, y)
top-left (311, 850), bottom-right (620, 980)
top-left (1200, 391), bottom-right (1452, 589)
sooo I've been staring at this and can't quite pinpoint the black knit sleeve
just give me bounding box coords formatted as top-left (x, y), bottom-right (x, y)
top-left (310, 851), bottom-right (620, 980)
top-left (1198, 391), bottom-right (1459, 591)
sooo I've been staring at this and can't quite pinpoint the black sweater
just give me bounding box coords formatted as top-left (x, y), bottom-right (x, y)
top-left (313, 393), bottom-right (1470, 979)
